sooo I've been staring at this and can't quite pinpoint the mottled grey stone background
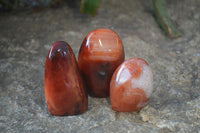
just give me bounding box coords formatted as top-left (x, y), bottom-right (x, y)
top-left (0, 0), bottom-right (200, 132)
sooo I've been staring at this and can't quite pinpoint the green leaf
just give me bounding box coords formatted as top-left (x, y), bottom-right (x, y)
top-left (81, 0), bottom-right (99, 16)
top-left (153, 0), bottom-right (182, 38)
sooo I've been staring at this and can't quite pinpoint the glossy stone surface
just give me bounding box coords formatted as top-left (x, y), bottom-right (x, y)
top-left (78, 28), bottom-right (125, 98)
top-left (110, 58), bottom-right (153, 112)
top-left (45, 41), bottom-right (88, 116)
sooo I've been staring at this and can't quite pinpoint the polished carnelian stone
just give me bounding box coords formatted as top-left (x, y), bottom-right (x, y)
top-left (110, 58), bottom-right (153, 112)
top-left (45, 41), bottom-right (88, 116)
top-left (78, 28), bottom-right (125, 98)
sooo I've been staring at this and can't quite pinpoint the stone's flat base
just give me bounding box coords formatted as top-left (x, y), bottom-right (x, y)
top-left (0, 0), bottom-right (200, 132)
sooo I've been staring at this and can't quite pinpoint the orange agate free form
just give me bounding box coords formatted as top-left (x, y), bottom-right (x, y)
top-left (45, 41), bottom-right (88, 116)
top-left (78, 28), bottom-right (125, 98)
top-left (110, 58), bottom-right (153, 112)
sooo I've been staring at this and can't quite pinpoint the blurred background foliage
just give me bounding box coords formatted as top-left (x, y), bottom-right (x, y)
top-left (0, 0), bottom-right (180, 38)
top-left (0, 0), bottom-right (52, 10)
top-left (0, 0), bottom-right (99, 14)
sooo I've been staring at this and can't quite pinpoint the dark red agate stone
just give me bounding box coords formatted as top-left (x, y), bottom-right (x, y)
top-left (45, 41), bottom-right (88, 116)
top-left (78, 29), bottom-right (125, 98)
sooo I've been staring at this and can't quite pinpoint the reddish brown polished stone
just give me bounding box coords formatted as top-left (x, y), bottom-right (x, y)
top-left (78, 28), bottom-right (125, 98)
top-left (45, 41), bottom-right (88, 116)
top-left (110, 58), bottom-right (153, 112)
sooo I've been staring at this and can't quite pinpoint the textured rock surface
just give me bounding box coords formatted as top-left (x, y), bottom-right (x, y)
top-left (0, 0), bottom-right (200, 132)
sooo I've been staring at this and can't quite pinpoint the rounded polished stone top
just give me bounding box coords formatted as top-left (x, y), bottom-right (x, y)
top-left (79, 28), bottom-right (124, 61)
